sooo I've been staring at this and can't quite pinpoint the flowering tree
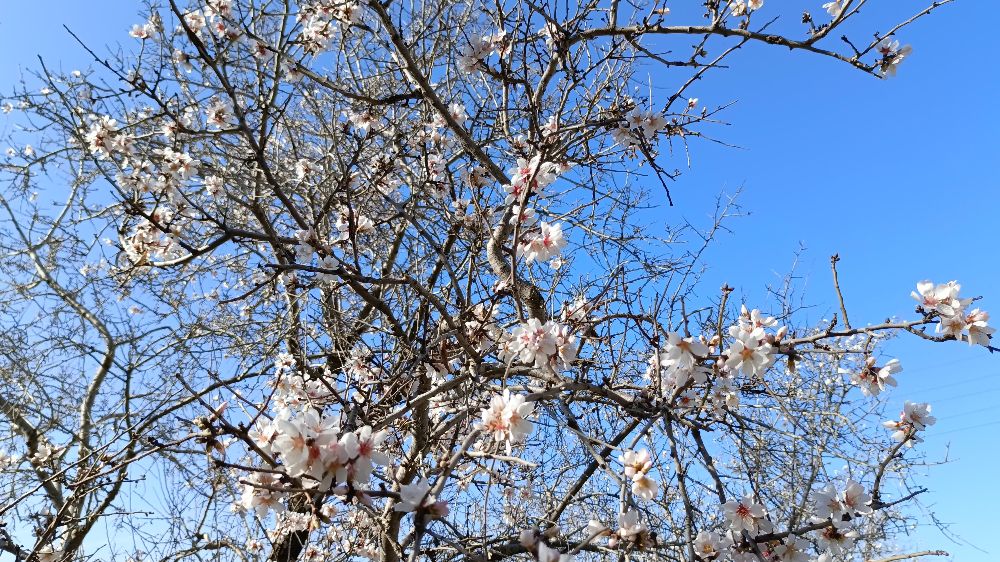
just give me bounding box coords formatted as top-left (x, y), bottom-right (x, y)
top-left (0, 1), bottom-right (981, 562)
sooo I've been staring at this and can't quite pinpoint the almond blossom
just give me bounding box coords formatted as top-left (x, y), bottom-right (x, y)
top-left (480, 390), bottom-right (535, 452)
top-left (883, 401), bottom-right (936, 445)
top-left (844, 357), bottom-right (901, 397)
top-left (877, 38), bottom-right (913, 78)
top-left (817, 525), bottom-right (859, 555)
top-left (612, 509), bottom-right (650, 547)
top-left (911, 280), bottom-right (993, 346)
top-left (394, 477), bottom-right (448, 518)
top-left (519, 221), bottom-right (567, 264)
top-left (822, 0), bottom-right (846, 17)
top-left (240, 471), bottom-right (288, 518)
top-left (660, 332), bottom-right (709, 371)
top-left (631, 473), bottom-right (659, 501)
top-left (724, 331), bottom-right (774, 377)
top-left (812, 483), bottom-right (846, 521)
top-left (722, 495), bottom-right (766, 533)
top-left (619, 448), bottom-right (652, 478)
top-left (693, 530), bottom-right (728, 559)
top-left (839, 480), bottom-right (873, 516)
top-left (963, 308), bottom-right (995, 346)
top-left (507, 318), bottom-right (577, 370)
top-left (772, 536), bottom-right (810, 562)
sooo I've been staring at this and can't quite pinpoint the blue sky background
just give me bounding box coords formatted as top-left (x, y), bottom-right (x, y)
top-left (1, 1), bottom-right (997, 560)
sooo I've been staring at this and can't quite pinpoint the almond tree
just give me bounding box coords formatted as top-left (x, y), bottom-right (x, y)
top-left (0, 1), bottom-right (980, 562)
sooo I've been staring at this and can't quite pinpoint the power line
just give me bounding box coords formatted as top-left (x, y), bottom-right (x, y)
top-left (915, 386), bottom-right (1000, 405)
top-left (936, 405), bottom-right (997, 422)
top-left (931, 419), bottom-right (1000, 437)
top-left (903, 370), bottom-right (1000, 395)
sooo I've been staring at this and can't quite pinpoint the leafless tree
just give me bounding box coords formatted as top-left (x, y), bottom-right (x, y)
top-left (0, 1), bottom-right (979, 562)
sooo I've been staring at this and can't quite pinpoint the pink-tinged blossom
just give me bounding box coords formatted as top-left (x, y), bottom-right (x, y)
top-left (504, 156), bottom-right (559, 203)
top-left (480, 390), bottom-right (535, 452)
top-left (877, 38), bottom-right (913, 78)
top-left (340, 425), bottom-right (390, 482)
top-left (509, 205), bottom-right (538, 227)
top-left (883, 401), bottom-right (936, 445)
top-left (912, 280), bottom-right (964, 315)
top-left (130, 21), bottom-right (156, 39)
top-left (520, 222), bottom-right (567, 264)
top-left (510, 318), bottom-right (557, 367)
top-left (205, 99), bottom-right (233, 128)
top-left (206, 0), bottom-right (234, 18)
top-left (183, 10), bottom-right (207, 34)
top-left (550, 322), bottom-right (578, 369)
top-left (818, 525), bottom-right (859, 555)
top-left (845, 357), bottom-right (901, 397)
top-left (840, 480), bottom-right (873, 516)
top-left (812, 483), bottom-right (846, 520)
top-left (158, 148), bottom-right (198, 181)
top-left (722, 495), bottom-right (766, 533)
top-left (964, 308), bottom-right (995, 346)
top-left (506, 319), bottom-right (577, 370)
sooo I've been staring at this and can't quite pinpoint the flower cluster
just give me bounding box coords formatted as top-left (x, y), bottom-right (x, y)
top-left (123, 217), bottom-right (179, 264)
top-left (606, 510), bottom-right (654, 549)
top-left (729, 0), bottom-right (764, 17)
top-left (503, 318), bottom-right (577, 370)
top-left (158, 147), bottom-right (199, 181)
top-left (812, 480), bottom-right (873, 522)
top-left (883, 401), bottom-right (936, 446)
top-left (912, 280), bottom-right (994, 346)
top-left (518, 221), bottom-right (567, 265)
top-left (457, 32), bottom-right (508, 73)
top-left (241, 405), bottom-right (390, 518)
top-left (619, 449), bottom-right (659, 501)
top-left (479, 390), bottom-right (535, 453)
top-left (297, 0), bottom-right (362, 54)
top-left (877, 37), bottom-right (913, 78)
top-left (610, 107), bottom-right (669, 147)
top-left (84, 115), bottom-right (131, 159)
top-left (843, 356), bottom-right (901, 397)
top-left (504, 156), bottom-right (562, 204)
top-left (649, 332), bottom-right (710, 391)
top-left (723, 306), bottom-right (783, 377)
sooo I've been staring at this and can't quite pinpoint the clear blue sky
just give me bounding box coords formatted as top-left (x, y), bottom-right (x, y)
top-left (1, 1), bottom-right (996, 560)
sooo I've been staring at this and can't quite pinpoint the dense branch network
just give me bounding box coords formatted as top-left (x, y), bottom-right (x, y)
top-left (0, 1), bottom-right (976, 562)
